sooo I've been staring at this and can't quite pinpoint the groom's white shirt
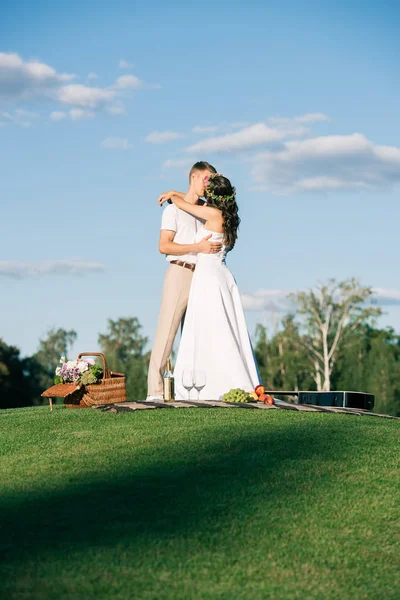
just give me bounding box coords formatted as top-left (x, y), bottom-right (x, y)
top-left (161, 204), bottom-right (201, 265)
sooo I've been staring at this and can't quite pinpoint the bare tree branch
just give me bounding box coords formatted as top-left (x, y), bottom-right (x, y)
top-left (291, 278), bottom-right (382, 391)
top-left (296, 338), bottom-right (324, 364)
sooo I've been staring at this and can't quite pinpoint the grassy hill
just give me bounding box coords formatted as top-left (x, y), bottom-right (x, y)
top-left (0, 406), bottom-right (399, 600)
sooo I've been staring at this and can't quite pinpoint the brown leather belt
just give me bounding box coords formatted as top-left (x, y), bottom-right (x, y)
top-left (170, 260), bottom-right (196, 272)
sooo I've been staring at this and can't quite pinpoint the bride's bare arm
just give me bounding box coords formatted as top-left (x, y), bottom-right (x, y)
top-left (157, 190), bottom-right (185, 205)
top-left (160, 193), bottom-right (219, 221)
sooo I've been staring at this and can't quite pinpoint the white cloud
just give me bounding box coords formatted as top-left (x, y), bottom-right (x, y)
top-left (69, 108), bottom-right (95, 121)
top-left (113, 74), bottom-right (160, 91)
top-left (146, 130), bottom-right (185, 144)
top-left (114, 74), bottom-right (143, 90)
top-left (101, 137), bottom-right (131, 150)
top-left (371, 289), bottom-right (400, 306)
top-left (159, 114), bottom-right (400, 194)
top-left (50, 111), bottom-right (67, 121)
top-left (185, 122), bottom-right (307, 154)
top-left (106, 102), bottom-right (126, 115)
top-left (0, 52), bottom-right (158, 125)
top-left (15, 108), bottom-right (39, 118)
top-left (268, 113), bottom-right (329, 126)
top-left (374, 288), bottom-right (400, 300)
top-left (57, 84), bottom-right (116, 108)
top-left (1, 108), bottom-right (39, 127)
top-left (241, 287), bottom-right (400, 313)
top-left (192, 125), bottom-right (221, 134)
top-left (251, 133), bottom-right (400, 194)
top-left (294, 176), bottom-right (369, 191)
top-left (51, 109), bottom-right (94, 121)
top-left (1, 112), bottom-right (31, 127)
top-left (241, 290), bottom-right (292, 312)
top-left (190, 116), bottom-right (321, 145)
top-left (119, 59), bottom-right (133, 69)
top-left (0, 260), bottom-right (104, 278)
top-left (192, 123), bottom-right (250, 135)
top-left (0, 52), bottom-right (74, 100)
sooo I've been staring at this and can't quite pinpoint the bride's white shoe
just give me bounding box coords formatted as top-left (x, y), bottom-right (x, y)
top-left (145, 395), bottom-right (164, 402)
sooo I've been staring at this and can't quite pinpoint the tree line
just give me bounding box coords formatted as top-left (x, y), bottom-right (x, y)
top-left (1, 278), bottom-right (399, 415)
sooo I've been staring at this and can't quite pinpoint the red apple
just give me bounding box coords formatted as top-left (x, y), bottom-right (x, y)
top-left (259, 393), bottom-right (274, 405)
top-left (255, 384), bottom-right (265, 397)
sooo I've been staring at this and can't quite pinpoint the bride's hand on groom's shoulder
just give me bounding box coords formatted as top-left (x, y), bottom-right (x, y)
top-left (158, 190), bottom-right (175, 206)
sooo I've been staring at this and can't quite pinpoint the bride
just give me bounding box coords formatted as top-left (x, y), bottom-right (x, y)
top-left (159, 173), bottom-right (260, 400)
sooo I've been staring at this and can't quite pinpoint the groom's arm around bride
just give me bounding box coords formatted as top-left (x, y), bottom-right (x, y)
top-left (146, 161), bottom-right (219, 401)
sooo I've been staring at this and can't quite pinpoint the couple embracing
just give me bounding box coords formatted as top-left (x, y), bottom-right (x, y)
top-left (147, 161), bottom-right (261, 401)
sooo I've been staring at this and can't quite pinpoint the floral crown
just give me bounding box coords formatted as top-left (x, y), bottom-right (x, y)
top-left (203, 173), bottom-right (236, 203)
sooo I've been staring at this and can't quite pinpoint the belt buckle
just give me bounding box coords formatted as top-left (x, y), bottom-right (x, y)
top-left (182, 261), bottom-right (187, 269)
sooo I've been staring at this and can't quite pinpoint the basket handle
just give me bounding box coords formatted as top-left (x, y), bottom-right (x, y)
top-left (77, 352), bottom-right (110, 379)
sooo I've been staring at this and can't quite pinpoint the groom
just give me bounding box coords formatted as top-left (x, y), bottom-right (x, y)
top-left (147, 161), bottom-right (220, 401)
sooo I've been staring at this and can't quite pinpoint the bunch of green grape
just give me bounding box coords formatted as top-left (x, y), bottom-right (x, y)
top-left (222, 388), bottom-right (250, 403)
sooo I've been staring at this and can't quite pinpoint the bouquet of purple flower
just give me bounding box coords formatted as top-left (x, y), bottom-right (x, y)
top-left (54, 356), bottom-right (103, 387)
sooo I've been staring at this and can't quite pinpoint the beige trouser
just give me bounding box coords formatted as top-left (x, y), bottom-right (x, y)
top-left (147, 263), bottom-right (194, 396)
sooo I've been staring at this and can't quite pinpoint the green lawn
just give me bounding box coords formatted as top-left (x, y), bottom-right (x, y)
top-left (0, 406), bottom-right (399, 600)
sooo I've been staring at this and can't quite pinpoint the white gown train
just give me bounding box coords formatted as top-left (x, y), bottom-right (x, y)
top-left (174, 227), bottom-right (261, 400)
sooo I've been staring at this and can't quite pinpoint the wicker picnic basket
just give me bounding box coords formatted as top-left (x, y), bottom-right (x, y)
top-left (41, 352), bottom-right (127, 409)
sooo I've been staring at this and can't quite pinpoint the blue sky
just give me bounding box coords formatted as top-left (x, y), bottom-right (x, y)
top-left (1, 0), bottom-right (399, 358)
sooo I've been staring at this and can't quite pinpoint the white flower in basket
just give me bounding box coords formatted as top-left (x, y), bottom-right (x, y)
top-left (54, 356), bottom-right (102, 386)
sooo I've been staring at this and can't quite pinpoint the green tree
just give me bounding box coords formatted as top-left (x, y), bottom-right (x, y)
top-left (366, 328), bottom-right (400, 415)
top-left (33, 328), bottom-right (77, 393)
top-left (254, 324), bottom-right (270, 386)
top-left (98, 318), bottom-right (149, 401)
top-left (0, 339), bottom-right (34, 409)
top-left (290, 278), bottom-right (381, 391)
top-left (333, 325), bottom-right (400, 416)
top-left (331, 326), bottom-right (368, 393)
top-left (254, 316), bottom-right (314, 393)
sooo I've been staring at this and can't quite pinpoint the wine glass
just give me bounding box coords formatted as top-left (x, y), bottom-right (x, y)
top-left (193, 370), bottom-right (206, 401)
top-left (182, 370), bottom-right (194, 401)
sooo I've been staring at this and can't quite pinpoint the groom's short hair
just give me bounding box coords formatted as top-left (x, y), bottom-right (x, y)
top-left (189, 161), bottom-right (217, 180)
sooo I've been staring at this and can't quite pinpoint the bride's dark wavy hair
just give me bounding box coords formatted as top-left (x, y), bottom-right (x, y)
top-left (204, 174), bottom-right (240, 249)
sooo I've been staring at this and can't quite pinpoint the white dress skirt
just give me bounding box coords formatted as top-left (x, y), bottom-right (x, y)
top-left (174, 226), bottom-right (261, 400)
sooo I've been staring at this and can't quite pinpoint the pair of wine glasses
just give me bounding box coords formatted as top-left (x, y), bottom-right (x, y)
top-left (182, 370), bottom-right (206, 400)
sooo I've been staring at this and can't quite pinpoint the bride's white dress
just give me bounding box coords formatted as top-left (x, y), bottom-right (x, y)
top-left (174, 225), bottom-right (261, 400)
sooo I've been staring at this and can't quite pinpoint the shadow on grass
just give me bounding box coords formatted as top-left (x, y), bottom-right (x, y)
top-left (0, 413), bottom-right (367, 586)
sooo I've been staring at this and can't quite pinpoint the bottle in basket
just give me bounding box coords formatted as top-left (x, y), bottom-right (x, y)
top-left (163, 358), bottom-right (174, 402)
